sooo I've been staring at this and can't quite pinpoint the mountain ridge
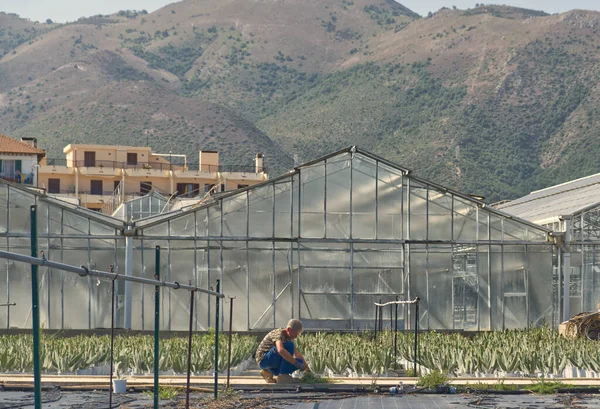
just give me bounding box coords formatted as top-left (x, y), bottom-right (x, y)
top-left (1, 1), bottom-right (600, 201)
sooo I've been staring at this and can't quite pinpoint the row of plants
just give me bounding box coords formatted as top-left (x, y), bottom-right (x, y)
top-left (298, 327), bottom-right (600, 378)
top-left (0, 332), bottom-right (257, 375)
top-left (1, 327), bottom-right (599, 378)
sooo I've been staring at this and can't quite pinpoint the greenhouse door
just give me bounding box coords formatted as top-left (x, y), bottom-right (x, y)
top-left (452, 250), bottom-right (478, 330)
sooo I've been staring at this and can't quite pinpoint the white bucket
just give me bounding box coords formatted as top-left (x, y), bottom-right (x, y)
top-left (112, 379), bottom-right (127, 394)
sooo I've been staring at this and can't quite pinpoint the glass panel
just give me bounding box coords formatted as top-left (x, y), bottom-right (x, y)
top-left (477, 245), bottom-right (490, 330)
top-left (274, 243), bottom-right (293, 327)
top-left (208, 203), bottom-right (222, 237)
top-left (409, 244), bottom-right (427, 328)
top-left (300, 163), bottom-right (325, 238)
top-left (489, 245), bottom-right (503, 330)
top-left (300, 242), bottom-right (350, 268)
top-left (503, 220), bottom-right (528, 241)
top-left (169, 244), bottom-right (196, 331)
top-left (248, 244), bottom-right (274, 329)
top-left (274, 181), bottom-right (292, 238)
top-left (351, 155), bottom-right (377, 239)
top-left (377, 163), bottom-right (403, 239)
top-left (326, 157), bottom-right (351, 239)
top-left (528, 245), bottom-right (553, 327)
top-left (142, 221), bottom-right (169, 237)
top-left (222, 241), bottom-right (249, 330)
top-left (90, 219), bottom-right (117, 236)
top-left (222, 194), bottom-right (247, 237)
top-left (409, 181), bottom-right (427, 240)
top-left (428, 190), bottom-right (452, 240)
top-left (8, 187), bottom-right (35, 234)
top-left (169, 213), bottom-right (196, 237)
top-left (427, 246), bottom-right (453, 329)
top-left (353, 243), bottom-right (403, 269)
top-left (489, 215), bottom-right (503, 241)
top-left (453, 197), bottom-right (478, 241)
top-left (248, 184), bottom-right (274, 238)
top-left (478, 208), bottom-right (489, 241)
top-left (62, 242), bottom-right (91, 329)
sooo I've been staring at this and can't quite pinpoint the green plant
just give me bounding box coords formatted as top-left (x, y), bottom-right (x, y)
top-left (525, 380), bottom-right (567, 394)
top-left (417, 370), bottom-right (449, 390)
top-left (465, 379), bottom-right (519, 391)
top-left (143, 386), bottom-right (179, 400)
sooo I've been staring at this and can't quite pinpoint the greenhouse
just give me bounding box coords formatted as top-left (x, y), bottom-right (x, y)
top-left (497, 173), bottom-right (600, 322)
top-left (0, 147), bottom-right (556, 332)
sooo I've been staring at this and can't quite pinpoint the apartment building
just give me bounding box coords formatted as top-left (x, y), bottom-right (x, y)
top-left (0, 134), bottom-right (46, 185)
top-left (38, 144), bottom-right (268, 212)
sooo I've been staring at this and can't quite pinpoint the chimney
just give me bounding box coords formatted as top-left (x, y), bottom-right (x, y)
top-left (21, 137), bottom-right (38, 148)
top-left (255, 153), bottom-right (264, 173)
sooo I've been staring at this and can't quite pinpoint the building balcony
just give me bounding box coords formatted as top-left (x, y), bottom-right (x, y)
top-left (39, 159), bottom-right (74, 175)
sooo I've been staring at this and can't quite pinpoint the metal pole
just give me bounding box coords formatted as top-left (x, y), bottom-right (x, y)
top-left (389, 303), bottom-right (393, 333)
top-left (214, 279), bottom-right (221, 399)
top-left (30, 205), bottom-right (41, 409)
top-left (0, 250), bottom-right (223, 296)
top-left (124, 234), bottom-right (133, 329)
top-left (374, 301), bottom-right (378, 338)
top-left (109, 265), bottom-right (117, 409)
top-left (226, 297), bottom-right (235, 389)
top-left (186, 283), bottom-right (195, 409)
top-left (394, 296), bottom-right (398, 370)
top-left (154, 246), bottom-right (160, 409)
top-left (414, 297), bottom-right (420, 376)
top-left (378, 298), bottom-right (382, 340)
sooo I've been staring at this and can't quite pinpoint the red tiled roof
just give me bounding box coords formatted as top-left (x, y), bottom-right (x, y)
top-left (0, 134), bottom-right (45, 156)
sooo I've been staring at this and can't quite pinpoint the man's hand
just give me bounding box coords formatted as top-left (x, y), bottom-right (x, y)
top-left (303, 363), bottom-right (311, 373)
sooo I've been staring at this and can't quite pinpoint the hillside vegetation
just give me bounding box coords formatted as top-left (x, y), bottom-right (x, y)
top-left (1, 1), bottom-right (600, 200)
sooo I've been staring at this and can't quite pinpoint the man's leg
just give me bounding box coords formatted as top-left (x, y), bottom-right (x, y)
top-left (278, 341), bottom-right (303, 375)
top-left (259, 347), bottom-right (283, 376)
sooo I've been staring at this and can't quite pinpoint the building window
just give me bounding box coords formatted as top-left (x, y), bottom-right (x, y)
top-left (127, 153), bottom-right (138, 166)
top-left (205, 183), bottom-right (215, 193)
top-left (140, 181), bottom-right (152, 195)
top-left (114, 180), bottom-right (121, 192)
top-left (177, 183), bottom-right (200, 197)
top-left (0, 159), bottom-right (22, 182)
top-left (48, 178), bottom-right (60, 193)
top-left (84, 151), bottom-right (96, 167)
top-left (237, 184), bottom-right (249, 189)
top-left (90, 180), bottom-right (103, 195)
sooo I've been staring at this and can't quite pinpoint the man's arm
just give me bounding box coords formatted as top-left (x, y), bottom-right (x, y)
top-left (294, 350), bottom-right (310, 372)
top-left (276, 340), bottom-right (304, 368)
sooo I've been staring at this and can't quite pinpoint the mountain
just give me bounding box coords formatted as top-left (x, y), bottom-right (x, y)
top-left (1, 2), bottom-right (600, 201)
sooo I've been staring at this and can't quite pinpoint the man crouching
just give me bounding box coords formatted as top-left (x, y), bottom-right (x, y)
top-left (255, 319), bottom-right (310, 384)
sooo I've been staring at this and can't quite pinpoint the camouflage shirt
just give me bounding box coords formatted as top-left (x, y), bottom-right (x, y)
top-left (255, 328), bottom-right (292, 364)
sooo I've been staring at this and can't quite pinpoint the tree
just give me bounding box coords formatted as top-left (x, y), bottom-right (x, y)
top-left (46, 18), bottom-right (53, 24)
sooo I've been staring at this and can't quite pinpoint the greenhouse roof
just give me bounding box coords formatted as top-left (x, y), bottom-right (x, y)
top-left (496, 172), bottom-right (600, 224)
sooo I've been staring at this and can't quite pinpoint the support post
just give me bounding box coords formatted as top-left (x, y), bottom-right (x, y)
top-left (186, 283), bottom-right (195, 409)
top-left (226, 297), bottom-right (235, 389)
top-left (124, 234), bottom-right (133, 329)
top-left (562, 218), bottom-right (571, 322)
top-left (414, 297), bottom-right (420, 376)
top-left (373, 305), bottom-right (379, 339)
top-left (154, 247), bottom-right (160, 409)
top-left (30, 205), bottom-right (41, 409)
top-left (109, 265), bottom-right (117, 409)
top-left (214, 279), bottom-right (221, 399)
top-left (394, 296), bottom-right (398, 370)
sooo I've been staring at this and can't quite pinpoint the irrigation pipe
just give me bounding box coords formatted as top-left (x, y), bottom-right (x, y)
top-left (0, 249), bottom-right (224, 297)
